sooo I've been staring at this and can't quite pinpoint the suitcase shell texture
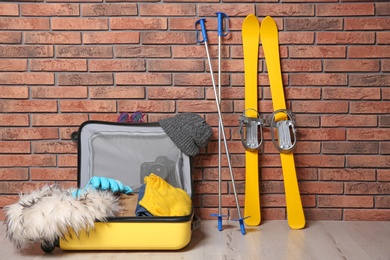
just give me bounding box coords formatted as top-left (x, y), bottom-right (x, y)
top-left (60, 121), bottom-right (196, 250)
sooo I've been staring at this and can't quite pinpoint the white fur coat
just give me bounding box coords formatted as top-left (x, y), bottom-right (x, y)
top-left (4, 185), bottom-right (121, 249)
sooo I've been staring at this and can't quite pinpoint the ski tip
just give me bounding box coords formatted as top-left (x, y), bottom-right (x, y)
top-left (261, 16), bottom-right (277, 29)
top-left (242, 14), bottom-right (259, 30)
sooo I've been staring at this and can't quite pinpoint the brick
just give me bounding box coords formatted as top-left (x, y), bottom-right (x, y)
top-left (81, 3), bottom-right (137, 16)
top-left (90, 86), bottom-right (145, 99)
top-left (319, 195), bottom-right (373, 208)
top-left (60, 127), bottom-right (78, 140)
top-left (0, 4), bottom-right (19, 16)
top-left (89, 60), bottom-right (145, 72)
top-left (345, 18), bottom-right (390, 30)
top-left (299, 182), bottom-right (344, 194)
top-left (0, 18), bottom-right (49, 30)
top-left (148, 87), bottom-right (204, 100)
top-left (32, 86), bottom-right (87, 99)
top-left (0, 141), bottom-right (30, 154)
top-left (344, 209), bottom-right (390, 221)
top-left (0, 32), bottom-right (22, 44)
top-left (110, 18), bottom-right (167, 30)
top-left (52, 18), bottom-right (108, 30)
top-left (204, 167), bottom-right (245, 182)
top-left (115, 46), bottom-right (171, 58)
top-left (380, 143), bottom-right (390, 155)
top-left (317, 3), bottom-right (374, 16)
top-left (349, 46), bottom-right (390, 58)
top-left (297, 129), bottom-right (346, 141)
top-left (289, 46), bottom-right (346, 58)
top-left (291, 73), bottom-right (347, 86)
top-left (0, 114), bottom-right (29, 126)
top-left (295, 115), bottom-right (320, 127)
top-left (30, 168), bottom-right (77, 181)
top-left (323, 87), bottom-right (380, 100)
top-left (348, 129), bottom-right (390, 141)
top-left (0, 155), bottom-right (56, 167)
top-left (376, 3), bottom-right (390, 16)
top-left (295, 155), bottom-right (345, 168)
top-left (58, 73), bottom-right (113, 86)
top-left (169, 17), bottom-right (207, 31)
top-left (292, 101), bottom-right (348, 113)
top-left (279, 60), bottom-right (321, 72)
top-left (198, 4), bottom-right (254, 16)
top-left (25, 32), bottom-right (81, 44)
top-left (1, 127), bottom-right (58, 140)
top-left (89, 114), bottom-right (118, 122)
top-left (351, 102), bottom-right (390, 114)
top-left (279, 32), bottom-right (314, 44)
top-left (353, 74), bottom-right (390, 87)
top-left (347, 156), bottom-right (390, 168)
top-left (0, 86), bottom-right (28, 98)
top-left (56, 46), bottom-right (113, 58)
top-left (383, 60), bottom-right (390, 72)
top-left (285, 18), bottom-right (342, 31)
top-left (317, 32), bottom-right (375, 44)
top-left (116, 73), bottom-right (171, 85)
top-left (21, 3), bottom-right (79, 16)
top-left (32, 141), bottom-right (77, 154)
top-left (84, 32), bottom-right (139, 44)
top-left (148, 60), bottom-right (204, 72)
top-left (118, 100), bottom-right (175, 113)
top-left (209, 59), bottom-right (245, 73)
top-left (0, 46), bottom-right (53, 58)
top-left (58, 155), bottom-right (77, 167)
top-left (140, 4), bottom-right (195, 16)
top-left (32, 114), bottom-right (88, 126)
top-left (379, 115), bottom-right (390, 126)
top-left (346, 182), bottom-right (390, 195)
top-left (319, 169), bottom-right (376, 181)
top-left (321, 115), bottom-right (378, 127)
top-left (60, 100), bottom-right (117, 113)
top-left (377, 32), bottom-right (390, 44)
top-left (0, 195), bottom-right (20, 208)
top-left (0, 59), bottom-right (27, 71)
top-left (142, 32), bottom-right (195, 44)
top-left (31, 59), bottom-right (87, 72)
top-left (174, 73), bottom-right (229, 86)
top-left (177, 100), bottom-right (232, 113)
top-left (376, 197), bottom-right (390, 208)
top-left (206, 114), bottom-right (240, 127)
top-left (323, 142), bottom-right (378, 154)
top-left (0, 100), bottom-right (57, 113)
top-left (0, 181), bottom-right (56, 194)
top-left (0, 72), bottom-right (54, 85)
top-left (261, 209), bottom-right (286, 221)
top-left (205, 87), bottom-right (245, 100)
top-left (304, 209), bottom-right (342, 221)
top-left (257, 4), bottom-right (314, 16)
top-left (324, 60), bottom-right (379, 72)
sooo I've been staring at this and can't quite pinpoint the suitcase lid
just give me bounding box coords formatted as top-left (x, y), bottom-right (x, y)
top-left (76, 121), bottom-right (193, 196)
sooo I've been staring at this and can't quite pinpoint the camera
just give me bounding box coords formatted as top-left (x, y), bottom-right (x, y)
top-left (140, 156), bottom-right (179, 188)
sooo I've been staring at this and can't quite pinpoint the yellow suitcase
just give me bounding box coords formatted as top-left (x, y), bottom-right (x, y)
top-left (48, 120), bottom-right (200, 252)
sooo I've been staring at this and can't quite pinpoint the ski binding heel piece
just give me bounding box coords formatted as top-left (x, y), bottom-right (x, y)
top-left (268, 109), bottom-right (297, 153)
top-left (239, 108), bottom-right (264, 151)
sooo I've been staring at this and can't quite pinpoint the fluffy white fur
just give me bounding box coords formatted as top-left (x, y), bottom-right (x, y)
top-left (4, 185), bottom-right (121, 249)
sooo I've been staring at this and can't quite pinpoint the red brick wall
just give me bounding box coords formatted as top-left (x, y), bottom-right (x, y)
top-left (1, 1), bottom-right (389, 222)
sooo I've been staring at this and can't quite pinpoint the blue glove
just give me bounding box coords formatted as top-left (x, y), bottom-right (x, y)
top-left (88, 176), bottom-right (132, 194)
top-left (72, 176), bottom-right (132, 198)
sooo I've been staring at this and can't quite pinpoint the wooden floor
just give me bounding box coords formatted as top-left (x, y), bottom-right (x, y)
top-left (1, 220), bottom-right (390, 260)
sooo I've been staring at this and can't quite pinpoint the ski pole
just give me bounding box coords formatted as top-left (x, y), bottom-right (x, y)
top-left (195, 18), bottom-right (246, 235)
top-left (213, 12), bottom-right (230, 232)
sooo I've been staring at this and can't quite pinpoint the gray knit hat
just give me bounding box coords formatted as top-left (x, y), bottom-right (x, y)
top-left (159, 113), bottom-right (212, 156)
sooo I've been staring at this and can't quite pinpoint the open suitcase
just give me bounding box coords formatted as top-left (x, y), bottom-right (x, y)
top-left (57, 120), bottom-right (200, 251)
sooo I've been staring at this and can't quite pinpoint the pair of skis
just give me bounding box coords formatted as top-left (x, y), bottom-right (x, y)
top-left (242, 15), bottom-right (305, 229)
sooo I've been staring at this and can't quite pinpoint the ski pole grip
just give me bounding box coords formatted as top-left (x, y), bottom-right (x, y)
top-left (216, 12), bottom-right (229, 37)
top-left (195, 18), bottom-right (208, 43)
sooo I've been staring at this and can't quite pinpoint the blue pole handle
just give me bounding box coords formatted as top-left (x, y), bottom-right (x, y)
top-left (216, 12), bottom-right (229, 37)
top-left (195, 18), bottom-right (208, 43)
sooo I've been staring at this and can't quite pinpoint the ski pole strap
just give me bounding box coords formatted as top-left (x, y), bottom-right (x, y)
top-left (267, 109), bottom-right (297, 153)
top-left (195, 18), bottom-right (208, 43)
top-left (216, 12), bottom-right (229, 37)
top-left (239, 108), bottom-right (264, 151)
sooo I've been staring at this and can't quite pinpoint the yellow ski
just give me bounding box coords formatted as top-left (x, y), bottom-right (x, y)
top-left (260, 16), bottom-right (305, 229)
top-left (242, 14), bottom-right (261, 226)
